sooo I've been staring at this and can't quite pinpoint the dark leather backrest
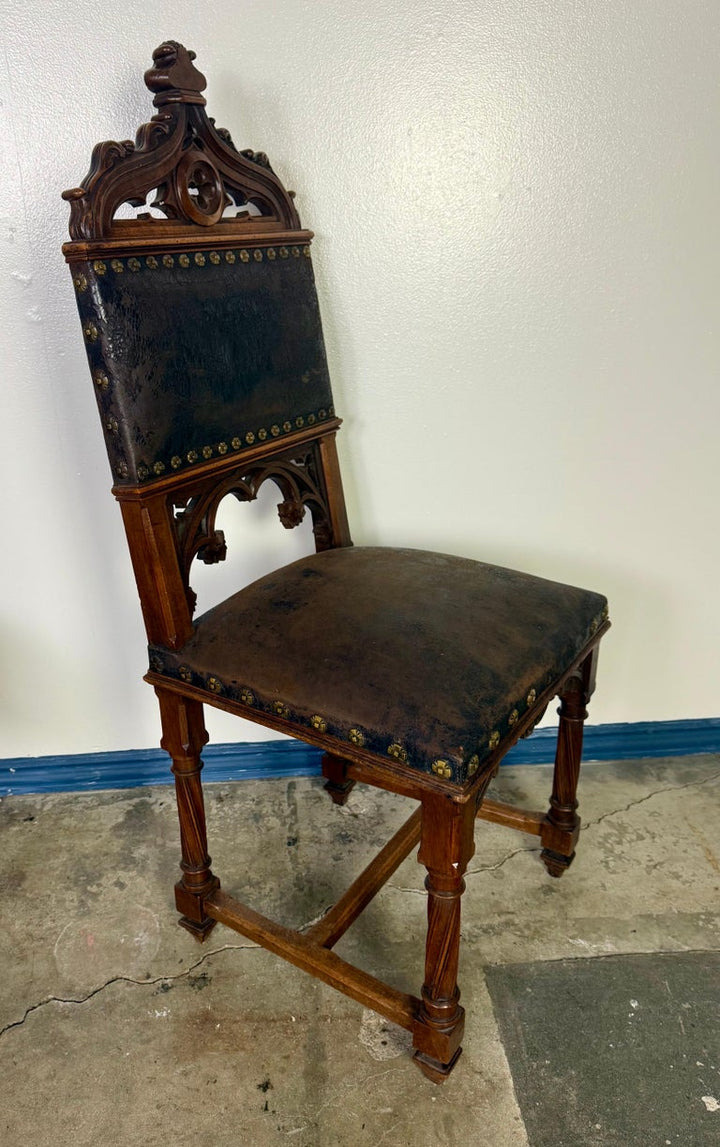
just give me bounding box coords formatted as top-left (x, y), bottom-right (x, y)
top-left (72, 242), bottom-right (335, 486)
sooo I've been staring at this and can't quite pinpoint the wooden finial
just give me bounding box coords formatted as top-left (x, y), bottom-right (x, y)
top-left (144, 41), bottom-right (207, 106)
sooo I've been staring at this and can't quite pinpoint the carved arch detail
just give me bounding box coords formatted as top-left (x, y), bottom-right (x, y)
top-left (62, 41), bottom-right (301, 240)
top-left (169, 447), bottom-right (334, 616)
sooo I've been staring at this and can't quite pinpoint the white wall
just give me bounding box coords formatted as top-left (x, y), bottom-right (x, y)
top-left (2, 1), bottom-right (718, 758)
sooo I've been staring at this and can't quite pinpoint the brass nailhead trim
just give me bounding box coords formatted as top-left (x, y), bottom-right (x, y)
top-left (178, 666), bottom-right (192, 682)
top-left (83, 322), bottom-right (98, 342)
top-left (194, 252), bottom-right (206, 266)
top-left (310, 715), bottom-right (327, 733)
top-left (73, 274), bottom-right (87, 292)
top-left (93, 260), bottom-right (106, 275)
top-left (273, 701), bottom-right (290, 719)
top-left (163, 254), bottom-right (174, 268)
top-left (240, 688), bottom-right (255, 706)
top-left (489, 730), bottom-right (500, 750)
top-left (128, 258), bottom-right (141, 271)
top-left (146, 256), bottom-right (158, 269)
top-left (93, 371), bottom-right (109, 390)
top-left (388, 743), bottom-right (408, 762)
top-left (111, 259), bottom-right (124, 273)
top-left (431, 759), bottom-right (453, 779)
top-left (508, 709), bottom-right (519, 726)
top-left (527, 688), bottom-right (537, 707)
top-left (348, 728), bottom-right (365, 747)
top-left (467, 754), bottom-right (480, 776)
top-left (207, 676), bottom-right (223, 694)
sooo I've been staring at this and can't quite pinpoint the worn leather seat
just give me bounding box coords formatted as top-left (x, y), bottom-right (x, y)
top-left (150, 546), bottom-right (607, 785)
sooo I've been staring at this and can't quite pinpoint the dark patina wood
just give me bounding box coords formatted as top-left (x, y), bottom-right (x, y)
top-left (62, 40), bottom-right (610, 1082)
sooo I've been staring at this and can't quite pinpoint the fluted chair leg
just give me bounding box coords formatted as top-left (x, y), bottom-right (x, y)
top-left (156, 688), bottom-right (220, 939)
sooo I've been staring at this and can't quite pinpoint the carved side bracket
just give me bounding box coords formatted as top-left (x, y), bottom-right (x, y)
top-left (62, 41), bottom-right (300, 240)
top-left (169, 445), bottom-right (334, 615)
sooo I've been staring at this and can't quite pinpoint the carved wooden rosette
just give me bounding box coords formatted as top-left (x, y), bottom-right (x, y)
top-left (62, 40), bottom-right (300, 241)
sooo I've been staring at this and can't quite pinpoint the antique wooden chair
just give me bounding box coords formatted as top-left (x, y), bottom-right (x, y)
top-left (62, 41), bottom-right (609, 1082)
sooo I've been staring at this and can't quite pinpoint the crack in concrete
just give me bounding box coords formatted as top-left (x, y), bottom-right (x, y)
top-left (0, 940), bottom-right (258, 1041)
top-left (583, 769), bottom-right (720, 831)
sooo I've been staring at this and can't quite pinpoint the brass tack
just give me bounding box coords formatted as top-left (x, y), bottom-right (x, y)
top-left (128, 258), bottom-right (141, 271)
top-left (105, 417), bottom-right (118, 434)
top-left (431, 759), bottom-right (452, 779)
top-left (318, 409), bottom-right (327, 419)
top-left (388, 743), bottom-right (408, 762)
top-left (240, 250), bottom-right (250, 263)
top-left (279, 247), bottom-right (289, 259)
top-left (202, 445), bottom-right (213, 459)
top-left (93, 260), bottom-right (106, 275)
top-left (348, 728), bottom-right (365, 747)
top-left (73, 274), bottom-right (88, 292)
top-left (137, 464), bottom-right (149, 479)
top-left (303, 245), bottom-right (311, 257)
top-left (291, 247), bottom-right (300, 257)
top-left (527, 688), bottom-right (537, 707)
top-left (217, 442), bottom-right (228, 455)
top-left (489, 730), bottom-right (500, 750)
top-left (163, 254), bottom-right (174, 268)
top-left (83, 322), bottom-right (98, 342)
top-left (146, 256), bottom-right (158, 269)
top-left (307, 413), bottom-right (316, 425)
top-left (282, 420), bottom-right (292, 432)
top-left (271, 425), bottom-right (280, 437)
top-left (153, 461), bottom-right (165, 474)
top-left (194, 252), bottom-right (206, 266)
top-left (209, 251), bottom-right (221, 264)
top-left (207, 676), bottom-right (223, 694)
top-left (116, 462), bottom-right (129, 478)
top-left (509, 709), bottom-right (519, 726)
top-left (467, 754), bottom-right (480, 776)
top-left (187, 449), bottom-right (198, 463)
top-left (93, 371), bottom-right (109, 390)
top-left (253, 249), bottom-right (263, 262)
top-left (245, 431), bottom-right (255, 444)
top-left (273, 701), bottom-right (290, 718)
top-left (258, 428), bottom-right (268, 440)
top-left (171, 456), bottom-right (182, 469)
top-left (178, 254), bottom-right (190, 268)
top-left (310, 715), bottom-right (327, 733)
top-left (179, 666), bottom-right (192, 683)
top-left (225, 251), bottom-right (236, 263)
top-left (267, 248), bottom-right (276, 260)
top-left (240, 688), bottom-right (255, 706)
top-left (111, 259), bottom-right (124, 273)
top-left (295, 416), bottom-right (304, 428)
top-left (231, 437), bottom-right (242, 449)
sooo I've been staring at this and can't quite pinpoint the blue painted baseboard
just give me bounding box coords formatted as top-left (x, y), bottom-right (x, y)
top-left (2, 719), bottom-right (718, 797)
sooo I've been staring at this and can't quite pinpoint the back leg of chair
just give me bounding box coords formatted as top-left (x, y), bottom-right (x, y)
top-left (411, 790), bottom-right (479, 1082)
top-left (156, 688), bottom-right (221, 938)
top-left (540, 646), bottom-right (599, 877)
top-left (321, 752), bottom-right (356, 806)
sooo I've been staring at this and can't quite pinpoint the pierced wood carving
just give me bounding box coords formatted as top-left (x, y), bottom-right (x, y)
top-left (170, 445), bottom-right (334, 615)
top-left (62, 41), bottom-right (301, 240)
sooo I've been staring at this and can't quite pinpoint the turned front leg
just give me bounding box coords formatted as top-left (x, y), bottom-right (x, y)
top-left (412, 792), bottom-right (477, 1082)
top-left (541, 646), bottom-right (598, 877)
top-left (156, 688), bottom-right (220, 939)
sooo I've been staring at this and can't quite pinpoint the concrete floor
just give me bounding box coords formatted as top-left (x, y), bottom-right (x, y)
top-left (1, 755), bottom-right (718, 1146)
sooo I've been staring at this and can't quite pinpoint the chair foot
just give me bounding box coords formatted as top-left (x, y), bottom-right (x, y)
top-left (178, 914), bottom-right (218, 941)
top-left (541, 847), bottom-right (575, 878)
top-left (321, 753), bottom-right (355, 806)
top-left (412, 1046), bottom-right (463, 1083)
top-left (324, 777), bottom-right (356, 806)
